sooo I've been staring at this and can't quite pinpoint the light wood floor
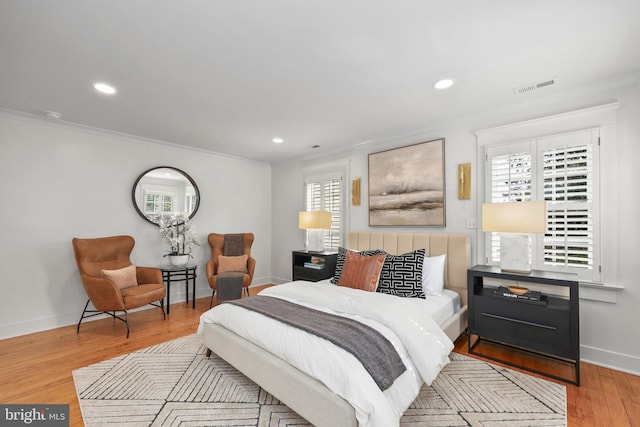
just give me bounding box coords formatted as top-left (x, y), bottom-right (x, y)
top-left (1, 286), bottom-right (639, 426)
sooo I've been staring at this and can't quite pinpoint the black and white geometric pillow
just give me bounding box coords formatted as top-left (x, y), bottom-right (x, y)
top-left (331, 247), bottom-right (387, 284)
top-left (377, 249), bottom-right (426, 298)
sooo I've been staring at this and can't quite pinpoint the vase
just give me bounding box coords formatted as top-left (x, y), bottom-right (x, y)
top-left (168, 254), bottom-right (190, 267)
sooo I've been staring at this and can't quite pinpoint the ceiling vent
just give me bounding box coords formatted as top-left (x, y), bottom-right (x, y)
top-left (513, 77), bottom-right (557, 95)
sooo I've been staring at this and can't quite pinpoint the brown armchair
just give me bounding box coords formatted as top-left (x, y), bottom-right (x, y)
top-left (72, 235), bottom-right (166, 338)
top-left (206, 233), bottom-right (255, 306)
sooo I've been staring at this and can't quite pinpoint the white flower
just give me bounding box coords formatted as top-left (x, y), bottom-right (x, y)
top-left (159, 213), bottom-right (200, 256)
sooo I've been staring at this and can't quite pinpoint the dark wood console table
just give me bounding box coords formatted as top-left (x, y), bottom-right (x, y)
top-left (468, 265), bottom-right (580, 385)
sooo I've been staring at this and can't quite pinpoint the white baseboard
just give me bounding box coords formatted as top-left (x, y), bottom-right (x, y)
top-left (0, 312), bottom-right (80, 341)
top-left (0, 291), bottom-right (194, 341)
top-left (581, 344), bottom-right (640, 376)
top-left (0, 302), bottom-right (165, 341)
top-left (269, 276), bottom-right (293, 285)
top-left (2, 278), bottom-right (282, 339)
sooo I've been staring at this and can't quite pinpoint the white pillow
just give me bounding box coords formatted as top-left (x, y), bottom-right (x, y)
top-left (422, 254), bottom-right (446, 296)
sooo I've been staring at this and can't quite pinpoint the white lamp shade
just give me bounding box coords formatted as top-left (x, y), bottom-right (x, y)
top-left (482, 201), bottom-right (546, 233)
top-left (299, 211), bottom-right (332, 229)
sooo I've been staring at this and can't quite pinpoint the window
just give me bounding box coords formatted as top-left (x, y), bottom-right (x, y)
top-left (185, 192), bottom-right (197, 214)
top-left (305, 177), bottom-right (342, 249)
top-left (144, 191), bottom-right (175, 222)
top-left (486, 144), bottom-right (533, 263)
top-left (485, 129), bottom-right (600, 282)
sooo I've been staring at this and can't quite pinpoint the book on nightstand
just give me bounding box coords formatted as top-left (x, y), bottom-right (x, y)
top-left (493, 286), bottom-right (548, 305)
top-left (304, 262), bottom-right (326, 269)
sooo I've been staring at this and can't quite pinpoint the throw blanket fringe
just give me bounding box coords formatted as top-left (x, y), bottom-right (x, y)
top-left (228, 295), bottom-right (406, 390)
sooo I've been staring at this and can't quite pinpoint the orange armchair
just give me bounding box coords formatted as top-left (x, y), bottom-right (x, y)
top-left (72, 235), bottom-right (166, 338)
top-left (206, 233), bottom-right (255, 306)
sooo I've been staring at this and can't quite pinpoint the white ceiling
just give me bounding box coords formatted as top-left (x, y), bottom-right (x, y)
top-left (1, 0), bottom-right (639, 163)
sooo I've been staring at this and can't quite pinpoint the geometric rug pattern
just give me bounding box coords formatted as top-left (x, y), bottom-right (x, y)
top-left (73, 334), bottom-right (566, 426)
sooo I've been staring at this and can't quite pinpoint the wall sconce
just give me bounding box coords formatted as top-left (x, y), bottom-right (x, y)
top-left (352, 178), bottom-right (361, 206)
top-left (482, 201), bottom-right (547, 273)
top-left (458, 163), bottom-right (471, 200)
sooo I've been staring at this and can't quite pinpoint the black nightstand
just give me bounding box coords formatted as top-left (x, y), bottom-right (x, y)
top-left (467, 265), bottom-right (580, 385)
top-left (292, 250), bottom-right (338, 282)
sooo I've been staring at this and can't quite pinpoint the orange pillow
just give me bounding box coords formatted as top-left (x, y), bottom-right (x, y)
top-left (101, 264), bottom-right (138, 290)
top-left (218, 254), bottom-right (248, 273)
top-left (337, 251), bottom-right (386, 292)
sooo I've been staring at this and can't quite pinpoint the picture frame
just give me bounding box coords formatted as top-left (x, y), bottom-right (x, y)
top-left (368, 138), bottom-right (446, 226)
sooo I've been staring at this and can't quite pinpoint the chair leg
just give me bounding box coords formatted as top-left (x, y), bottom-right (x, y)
top-left (77, 299), bottom-right (91, 333)
top-left (160, 299), bottom-right (166, 320)
top-left (77, 302), bottom-right (130, 338)
top-left (124, 311), bottom-right (130, 338)
top-left (209, 289), bottom-right (216, 308)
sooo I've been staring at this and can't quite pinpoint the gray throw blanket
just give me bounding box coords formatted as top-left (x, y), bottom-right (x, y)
top-left (217, 234), bottom-right (246, 300)
top-left (224, 233), bottom-right (245, 256)
top-left (217, 272), bottom-right (244, 300)
top-left (228, 295), bottom-right (406, 390)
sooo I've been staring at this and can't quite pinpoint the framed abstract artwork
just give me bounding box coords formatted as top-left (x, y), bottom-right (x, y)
top-left (368, 138), bottom-right (446, 226)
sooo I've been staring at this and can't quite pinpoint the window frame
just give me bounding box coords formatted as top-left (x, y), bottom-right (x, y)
top-left (484, 129), bottom-right (601, 282)
top-left (475, 102), bottom-right (619, 287)
top-left (305, 177), bottom-right (342, 249)
top-left (144, 190), bottom-right (175, 215)
top-left (302, 160), bottom-right (348, 250)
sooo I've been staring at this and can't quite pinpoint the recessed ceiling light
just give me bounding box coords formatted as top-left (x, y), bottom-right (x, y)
top-left (433, 78), bottom-right (455, 90)
top-left (93, 82), bottom-right (117, 95)
top-left (272, 138), bottom-right (284, 144)
top-left (44, 110), bottom-right (62, 120)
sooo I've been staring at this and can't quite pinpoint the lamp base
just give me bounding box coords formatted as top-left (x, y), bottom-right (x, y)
top-left (306, 229), bottom-right (325, 253)
top-left (499, 233), bottom-right (531, 274)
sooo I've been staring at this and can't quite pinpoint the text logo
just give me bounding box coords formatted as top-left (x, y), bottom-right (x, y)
top-left (1, 405), bottom-right (69, 426)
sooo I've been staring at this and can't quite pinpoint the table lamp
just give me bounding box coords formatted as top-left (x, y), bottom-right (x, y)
top-left (482, 201), bottom-right (546, 273)
top-left (299, 210), bottom-right (332, 252)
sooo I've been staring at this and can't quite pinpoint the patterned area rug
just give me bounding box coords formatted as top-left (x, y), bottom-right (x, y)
top-left (73, 334), bottom-right (566, 426)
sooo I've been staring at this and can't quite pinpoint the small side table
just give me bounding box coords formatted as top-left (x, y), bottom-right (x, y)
top-left (160, 264), bottom-right (197, 314)
top-left (292, 250), bottom-right (338, 282)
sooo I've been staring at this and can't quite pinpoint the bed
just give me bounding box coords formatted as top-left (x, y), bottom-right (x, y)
top-left (199, 231), bottom-right (470, 427)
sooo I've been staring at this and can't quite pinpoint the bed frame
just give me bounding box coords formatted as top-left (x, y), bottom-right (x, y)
top-left (203, 231), bottom-right (470, 427)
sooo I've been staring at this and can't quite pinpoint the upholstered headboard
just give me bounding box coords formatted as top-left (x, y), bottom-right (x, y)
top-left (347, 231), bottom-right (470, 307)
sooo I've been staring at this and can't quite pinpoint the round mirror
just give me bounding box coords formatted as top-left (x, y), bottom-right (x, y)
top-left (132, 166), bottom-right (200, 225)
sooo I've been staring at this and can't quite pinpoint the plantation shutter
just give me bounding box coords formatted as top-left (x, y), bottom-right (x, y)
top-left (485, 129), bottom-right (600, 282)
top-left (486, 141), bottom-right (533, 264)
top-left (538, 130), bottom-right (599, 278)
top-left (305, 177), bottom-right (342, 249)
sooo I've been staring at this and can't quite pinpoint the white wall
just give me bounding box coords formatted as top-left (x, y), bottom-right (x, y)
top-left (2, 80), bottom-right (639, 374)
top-left (270, 161), bottom-right (305, 284)
top-left (0, 112), bottom-right (272, 339)
top-left (271, 81), bottom-right (640, 374)
top-left (578, 83), bottom-right (640, 374)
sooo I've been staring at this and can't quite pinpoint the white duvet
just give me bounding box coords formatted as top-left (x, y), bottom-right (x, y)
top-left (198, 281), bottom-right (454, 427)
